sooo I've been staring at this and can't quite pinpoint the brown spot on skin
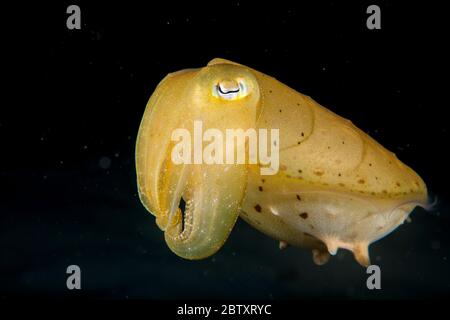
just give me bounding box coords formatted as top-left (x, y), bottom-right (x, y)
top-left (297, 141), bottom-right (301, 144)
top-left (280, 165), bottom-right (287, 171)
top-left (301, 132), bottom-right (304, 137)
top-left (279, 109), bottom-right (282, 113)
top-left (258, 186), bottom-right (263, 192)
top-left (296, 194), bottom-right (301, 201)
top-left (382, 190), bottom-right (387, 194)
top-left (396, 182), bottom-right (401, 187)
top-left (358, 179), bottom-right (365, 184)
top-left (254, 204), bottom-right (262, 213)
top-left (297, 102), bottom-right (300, 106)
top-left (313, 170), bottom-right (324, 176)
top-left (342, 141), bottom-right (345, 144)
top-left (261, 179), bottom-right (265, 183)
top-left (369, 163), bottom-right (373, 167)
top-left (338, 173), bottom-right (342, 177)
top-left (327, 146), bottom-right (331, 149)
top-left (269, 90), bottom-right (273, 94)
top-left (299, 212), bottom-right (308, 219)
top-left (298, 169), bottom-right (302, 173)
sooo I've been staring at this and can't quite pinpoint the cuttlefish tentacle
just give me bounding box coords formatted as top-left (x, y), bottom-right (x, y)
top-left (136, 58), bottom-right (429, 266)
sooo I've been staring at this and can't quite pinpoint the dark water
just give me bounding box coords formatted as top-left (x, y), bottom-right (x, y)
top-left (1, 1), bottom-right (449, 299)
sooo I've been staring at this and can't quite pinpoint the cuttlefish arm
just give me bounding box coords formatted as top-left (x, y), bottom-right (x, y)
top-left (136, 63), bottom-right (261, 259)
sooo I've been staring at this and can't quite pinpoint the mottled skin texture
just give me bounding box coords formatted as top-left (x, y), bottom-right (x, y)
top-left (136, 58), bottom-right (428, 266)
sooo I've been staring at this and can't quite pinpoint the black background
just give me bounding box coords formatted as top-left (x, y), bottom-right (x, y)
top-left (1, 1), bottom-right (449, 300)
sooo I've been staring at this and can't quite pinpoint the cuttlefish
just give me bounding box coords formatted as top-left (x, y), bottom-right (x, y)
top-left (136, 58), bottom-right (429, 266)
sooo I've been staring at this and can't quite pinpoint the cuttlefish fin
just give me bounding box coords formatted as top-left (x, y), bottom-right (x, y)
top-left (207, 58), bottom-right (243, 67)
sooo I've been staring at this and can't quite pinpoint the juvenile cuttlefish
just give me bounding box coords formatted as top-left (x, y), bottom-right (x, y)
top-left (136, 58), bottom-right (429, 266)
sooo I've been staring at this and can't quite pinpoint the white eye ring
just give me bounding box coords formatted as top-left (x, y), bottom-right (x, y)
top-left (214, 79), bottom-right (248, 100)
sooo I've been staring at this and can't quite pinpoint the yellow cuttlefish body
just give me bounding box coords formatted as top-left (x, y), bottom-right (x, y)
top-left (136, 58), bottom-right (428, 266)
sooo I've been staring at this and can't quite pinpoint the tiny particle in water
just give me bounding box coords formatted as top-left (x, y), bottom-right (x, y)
top-left (99, 157), bottom-right (112, 169)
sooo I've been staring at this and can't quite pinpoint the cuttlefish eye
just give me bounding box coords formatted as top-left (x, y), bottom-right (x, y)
top-left (213, 79), bottom-right (249, 100)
